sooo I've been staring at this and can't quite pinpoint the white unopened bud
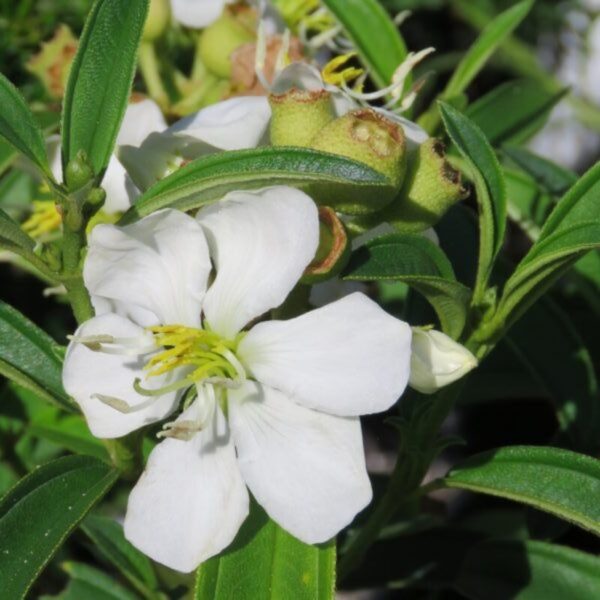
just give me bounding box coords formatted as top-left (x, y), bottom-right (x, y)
top-left (409, 328), bottom-right (477, 394)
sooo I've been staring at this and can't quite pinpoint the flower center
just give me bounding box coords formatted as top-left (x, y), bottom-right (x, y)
top-left (144, 324), bottom-right (246, 386)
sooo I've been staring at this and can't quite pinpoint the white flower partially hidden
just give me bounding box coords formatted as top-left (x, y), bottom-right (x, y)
top-left (50, 99), bottom-right (167, 213)
top-left (170, 0), bottom-right (228, 29)
top-left (62, 186), bottom-right (412, 572)
top-left (409, 328), bottom-right (477, 394)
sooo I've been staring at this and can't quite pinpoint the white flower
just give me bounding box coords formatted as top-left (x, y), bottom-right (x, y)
top-left (170, 0), bottom-right (228, 29)
top-left (50, 99), bottom-right (167, 213)
top-left (409, 328), bottom-right (477, 394)
top-left (62, 186), bottom-right (412, 572)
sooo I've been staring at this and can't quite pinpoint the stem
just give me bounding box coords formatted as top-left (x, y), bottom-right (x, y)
top-left (61, 227), bottom-right (94, 324)
top-left (138, 42), bottom-right (170, 111)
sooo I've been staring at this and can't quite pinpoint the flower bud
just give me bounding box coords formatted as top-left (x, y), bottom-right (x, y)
top-left (311, 108), bottom-right (407, 188)
top-left (371, 139), bottom-right (468, 233)
top-left (409, 328), bottom-right (477, 394)
top-left (26, 25), bottom-right (77, 99)
top-left (302, 206), bottom-right (350, 283)
top-left (143, 0), bottom-right (171, 42)
top-left (198, 9), bottom-right (256, 79)
top-left (269, 89), bottom-right (335, 147)
top-left (65, 150), bottom-right (94, 192)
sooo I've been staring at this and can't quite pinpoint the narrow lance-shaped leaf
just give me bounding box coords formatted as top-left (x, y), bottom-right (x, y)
top-left (456, 539), bottom-right (600, 600)
top-left (0, 300), bottom-right (75, 412)
top-left (195, 503), bottom-right (335, 600)
top-left (443, 446), bottom-right (600, 536)
top-left (0, 73), bottom-right (52, 178)
top-left (443, 0), bottom-right (533, 100)
top-left (120, 148), bottom-right (394, 223)
top-left (344, 233), bottom-right (472, 339)
top-left (466, 80), bottom-right (567, 147)
top-left (0, 456), bottom-right (119, 599)
top-left (0, 209), bottom-right (35, 254)
top-left (439, 103), bottom-right (506, 303)
top-left (321, 0), bottom-right (409, 90)
top-left (61, 0), bottom-right (149, 178)
top-left (496, 162), bottom-right (600, 329)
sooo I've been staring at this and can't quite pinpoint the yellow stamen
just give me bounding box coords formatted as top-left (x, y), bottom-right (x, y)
top-left (145, 325), bottom-right (245, 384)
top-left (322, 52), bottom-right (364, 87)
top-left (22, 201), bottom-right (62, 238)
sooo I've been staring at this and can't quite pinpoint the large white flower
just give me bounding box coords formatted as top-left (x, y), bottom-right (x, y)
top-left (62, 186), bottom-right (412, 572)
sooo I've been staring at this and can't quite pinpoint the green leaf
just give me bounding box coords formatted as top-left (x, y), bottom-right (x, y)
top-left (120, 147), bottom-right (393, 223)
top-left (0, 73), bottom-right (52, 178)
top-left (61, 0), bottom-right (149, 178)
top-left (497, 162), bottom-right (600, 328)
top-left (503, 146), bottom-right (577, 197)
top-left (443, 1), bottom-right (533, 101)
top-left (82, 515), bottom-right (157, 597)
top-left (0, 208), bottom-right (35, 253)
top-left (466, 80), bottom-right (567, 146)
top-left (505, 298), bottom-right (599, 452)
top-left (321, 0), bottom-right (409, 89)
top-left (0, 456), bottom-right (119, 599)
top-left (444, 446), bottom-right (600, 536)
top-left (456, 539), bottom-right (600, 600)
top-left (344, 233), bottom-right (471, 338)
top-left (195, 503), bottom-right (335, 600)
top-left (45, 562), bottom-right (139, 600)
top-left (439, 103), bottom-right (506, 301)
top-left (0, 301), bottom-right (74, 412)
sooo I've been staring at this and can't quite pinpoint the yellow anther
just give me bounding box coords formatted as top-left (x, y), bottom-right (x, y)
top-left (145, 325), bottom-right (244, 383)
top-left (22, 201), bottom-right (62, 239)
top-left (322, 52), bottom-right (364, 87)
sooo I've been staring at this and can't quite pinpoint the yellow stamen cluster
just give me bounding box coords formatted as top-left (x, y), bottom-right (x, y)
top-left (145, 325), bottom-right (244, 383)
top-left (22, 200), bottom-right (62, 238)
top-left (322, 52), bottom-right (364, 87)
top-left (275, 0), bottom-right (326, 30)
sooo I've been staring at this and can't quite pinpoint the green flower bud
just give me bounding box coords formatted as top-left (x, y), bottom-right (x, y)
top-left (269, 88), bottom-right (335, 147)
top-left (198, 10), bottom-right (255, 79)
top-left (368, 139), bottom-right (468, 233)
top-left (143, 0), bottom-right (171, 42)
top-left (65, 150), bottom-right (94, 193)
top-left (302, 206), bottom-right (350, 284)
top-left (309, 108), bottom-right (407, 214)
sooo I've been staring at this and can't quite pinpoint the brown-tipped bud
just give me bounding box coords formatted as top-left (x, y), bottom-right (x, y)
top-left (362, 139), bottom-right (468, 233)
top-left (26, 25), bottom-right (77, 99)
top-left (310, 109), bottom-right (407, 188)
top-left (198, 8), bottom-right (256, 79)
top-left (269, 88), bottom-right (335, 147)
top-left (302, 207), bottom-right (350, 284)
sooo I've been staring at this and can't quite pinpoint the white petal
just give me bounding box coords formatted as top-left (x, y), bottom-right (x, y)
top-left (101, 155), bottom-right (140, 214)
top-left (124, 398), bottom-right (249, 572)
top-left (85, 209), bottom-right (210, 327)
top-left (229, 381), bottom-right (372, 544)
top-left (117, 99), bottom-right (167, 148)
top-left (62, 314), bottom-right (179, 438)
top-left (169, 96), bottom-right (272, 151)
top-left (239, 293), bottom-right (412, 416)
top-left (270, 62), bottom-right (325, 94)
top-left (171, 0), bottom-right (226, 28)
top-left (198, 187), bottom-right (319, 338)
top-left (47, 135), bottom-right (63, 182)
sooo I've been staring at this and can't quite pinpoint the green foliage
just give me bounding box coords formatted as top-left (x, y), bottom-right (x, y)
top-left (0, 301), bottom-right (74, 411)
top-left (0, 73), bottom-right (52, 178)
top-left (120, 148), bottom-right (394, 222)
top-left (444, 446), bottom-right (600, 535)
top-left (195, 503), bottom-right (335, 600)
top-left (0, 456), bottom-right (119, 598)
top-left (344, 233), bottom-right (471, 338)
top-left (61, 0), bottom-right (149, 178)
